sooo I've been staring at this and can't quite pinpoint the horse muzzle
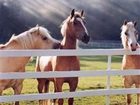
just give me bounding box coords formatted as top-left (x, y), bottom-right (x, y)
top-left (81, 34), bottom-right (90, 44)
top-left (130, 43), bottom-right (138, 51)
top-left (53, 41), bottom-right (61, 49)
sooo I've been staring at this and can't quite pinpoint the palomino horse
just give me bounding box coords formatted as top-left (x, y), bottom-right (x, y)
top-left (0, 26), bottom-right (60, 105)
top-left (36, 9), bottom-right (90, 105)
top-left (121, 20), bottom-right (140, 105)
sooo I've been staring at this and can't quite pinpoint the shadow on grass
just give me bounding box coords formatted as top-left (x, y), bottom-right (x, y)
top-left (78, 84), bottom-right (105, 90)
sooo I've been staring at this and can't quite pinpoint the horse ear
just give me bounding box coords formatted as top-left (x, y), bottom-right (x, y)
top-left (11, 34), bottom-right (16, 38)
top-left (9, 34), bottom-right (16, 41)
top-left (7, 35), bottom-right (18, 46)
top-left (81, 10), bottom-right (84, 17)
top-left (134, 21), bottom-right (137, 27)
top-left (35, 25), bottom-right (40, 35)
top-left (123, 20), bottom-right (128, 25)
top-left (37, 27), bottom-right (40, 35)
top-left (70, 9), bottom-right (75, 19)
top-left (36, 24), bottom-right (39, 27)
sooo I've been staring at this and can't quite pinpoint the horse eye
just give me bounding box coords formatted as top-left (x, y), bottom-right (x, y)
top-left (125, 32), bottom-right (128, 36)
top-left (42, 36), bottom-right (47, 40)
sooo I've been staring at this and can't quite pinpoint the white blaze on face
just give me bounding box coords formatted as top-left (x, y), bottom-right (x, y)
top-left (77, 18), bottom-right (88, 35)
top-left (126, 22), bottom-right (137, 48)
top-left (121, 22), bottom-right (138, 49)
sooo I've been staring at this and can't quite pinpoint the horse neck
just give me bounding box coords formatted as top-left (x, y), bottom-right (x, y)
top-left (16, 32), bottom-right (34, 49)
top-left (3, 33), bottom-right (34, 54)
top-left (61, 29), bottom-right (77, 49)
top-left (123, 55), bottom-right (140, 69)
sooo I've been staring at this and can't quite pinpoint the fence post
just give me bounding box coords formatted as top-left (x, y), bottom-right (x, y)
top-left (106, 55), bottom-right (112, 105)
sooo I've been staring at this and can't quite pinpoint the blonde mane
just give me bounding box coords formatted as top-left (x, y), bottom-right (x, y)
top-left (121, 26), bottom-right (128, 48)
top-left (2, 26), bottom-right (51, 49)
top-left (60, 16), bottom-right (71, 37)
top-left (29, 26), bottom-right (50, 36)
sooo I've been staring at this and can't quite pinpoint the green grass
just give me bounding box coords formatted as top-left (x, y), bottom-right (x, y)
top-left (2, 56), bottom-right (137, 105)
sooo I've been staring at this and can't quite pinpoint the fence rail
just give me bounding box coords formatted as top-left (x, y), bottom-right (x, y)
top-left (1, 88), bottom-right (139, 103)
top-left (0, 49), bottom-right (140, 57)
top-left (0, 70), bottom-right (140, 79)
top-left (0, 49), bottom-right (140, 104)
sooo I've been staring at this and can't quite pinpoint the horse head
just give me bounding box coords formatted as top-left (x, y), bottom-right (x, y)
top-left (27, 25), bottom-right (60, 49)
top-left (121, 20), bottom-right (139, 51)
top-left (61, 9), bottom-right (90, 44)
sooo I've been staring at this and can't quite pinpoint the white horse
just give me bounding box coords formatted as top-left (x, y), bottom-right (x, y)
top-left (121, 20), bottom-right (140, 105)
top-left (0, 26), bottom-right (60, 105)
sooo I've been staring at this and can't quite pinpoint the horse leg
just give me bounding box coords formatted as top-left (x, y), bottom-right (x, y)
top-left (0, 89), bottom-right (3, 95)
top-left (43, 80), bottom-right (50, 105)
top-left (54, 79), bottom-right (64, 105)
top-left (68, 77), bottom-right (78, 105)
top-left (52, 81), bottom-right (57, 105)
top-left (37, 79), bottom-right (46, 105)
top-left (44, 80), bottom-right (50, 92)
top-left (13, 82), bottom-right (23, 105)
top-left (0, 89), bottom-right (3, 104)
top-left (135, 84), bottom-right (140, 105)
top-left (0, 87), bottom-right (4, 105)
top-left (38, 79), bottom-right (46, 93)
top-left (124, 78), bottom-right (132, 105)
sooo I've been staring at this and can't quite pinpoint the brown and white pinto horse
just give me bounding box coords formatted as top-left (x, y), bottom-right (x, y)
top-left (36, 9), bottom-right (90, 105)
top-left (121, 20), bottom-right (140, 105)
top-left (0, 26), bottom-right (60, 105)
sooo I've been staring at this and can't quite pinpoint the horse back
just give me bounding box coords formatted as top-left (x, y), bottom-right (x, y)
top-left (37, 56), bottom-right (53, 72)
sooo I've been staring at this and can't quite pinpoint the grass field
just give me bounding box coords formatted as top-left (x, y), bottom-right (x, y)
top-left (2, 56), bottom-right (137, 105)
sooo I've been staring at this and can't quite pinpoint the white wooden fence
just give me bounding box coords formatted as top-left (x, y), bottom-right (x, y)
top-left (0, 49), bottom-right (140, 105)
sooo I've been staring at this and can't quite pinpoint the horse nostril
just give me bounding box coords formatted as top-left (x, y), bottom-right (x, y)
top-left (130, 43), bottom-right (138, 51)
top-left (130, 43), bottom-right (138, 47)
top-left (86, 35), bottom-right (90, 42)
top-left (53, 42), bottom-right (61, 49)
top-left (82, 35), bottom-right (90, 44)
top-left (132, 49), bottom-right (136, 51)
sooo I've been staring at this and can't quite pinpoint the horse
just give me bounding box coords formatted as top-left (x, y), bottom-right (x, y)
top-left (35, 9), bottom-right (90, 105)
top-left (121, 20), bottom-right (140, 105)
top-left (0, 25), bottom-right (60, 105)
